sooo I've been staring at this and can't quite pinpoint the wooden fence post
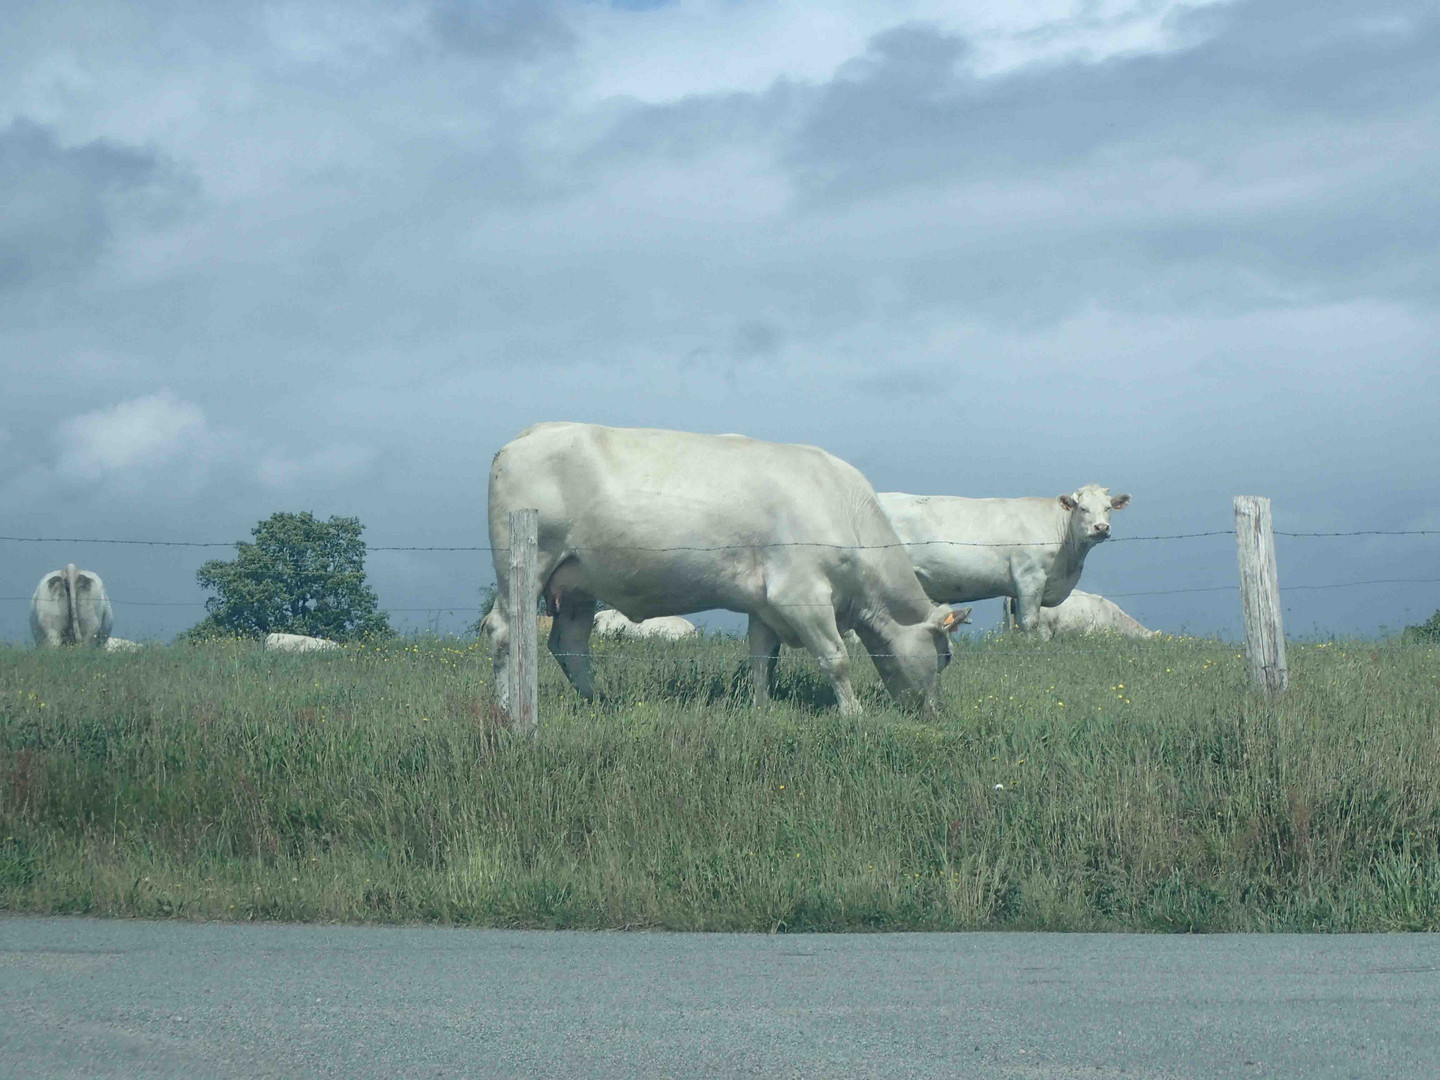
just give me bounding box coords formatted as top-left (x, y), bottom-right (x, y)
top-left (1234, 496), bottom-right (1288, 694)
top-left (507, 508), bottom-right (539, 735)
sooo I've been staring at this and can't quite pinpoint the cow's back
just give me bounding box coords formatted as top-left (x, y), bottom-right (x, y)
top-left (492, 423), bottom-right (881, 549)
top-left (879, 493), bottom-right (1064, 546)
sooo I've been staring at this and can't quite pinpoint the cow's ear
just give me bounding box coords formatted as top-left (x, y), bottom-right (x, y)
top-left (1110, 493), bottom-right (1131, 510)
top-left (940, 608), bottom-right (964, 633)
top-left (954, 606), bottom-right (973, 625)
top-left (1059, 494), bottom-right (1078, 511)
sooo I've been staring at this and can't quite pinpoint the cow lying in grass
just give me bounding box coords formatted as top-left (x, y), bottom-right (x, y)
top-left (1005, 590), bottom-right (1159, 639)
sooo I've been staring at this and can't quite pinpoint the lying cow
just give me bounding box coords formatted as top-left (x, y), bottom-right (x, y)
top-left (878, 485), bottom-right (1130, 637)
top-left (104, 637), bottom-right (143, 652)
top-left (485, 422), bottom-right (964, 714)
top-left (30, 564), bottom-right (113, 647)
top-left (1004, 590), bottom-right (1159, 638)
top-left (264, 632), bottom-right (340, 652)
top-left (594, 610), bottom-right (699, 640)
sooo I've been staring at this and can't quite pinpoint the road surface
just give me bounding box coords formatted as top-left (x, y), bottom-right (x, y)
top-left (3, 917), bottom-right (1438, 1078)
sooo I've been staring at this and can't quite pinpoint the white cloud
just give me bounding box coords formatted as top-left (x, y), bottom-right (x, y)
top-left (47, 388), bottom-right (379, 500)
top-left (54, 389), bottom-right (211, 483)
top-left (570, 0), bottom-right (1230, 105)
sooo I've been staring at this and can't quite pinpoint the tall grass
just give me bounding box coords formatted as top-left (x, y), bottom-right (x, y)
top-left (2, 633), bottom-right (1438, 931)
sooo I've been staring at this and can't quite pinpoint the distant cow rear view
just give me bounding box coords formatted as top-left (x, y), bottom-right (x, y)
top-left (30, 564), bottom-right (113, 647)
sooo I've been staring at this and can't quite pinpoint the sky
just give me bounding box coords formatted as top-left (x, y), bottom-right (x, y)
top-left (2, 0), bottom-right (1437, 643)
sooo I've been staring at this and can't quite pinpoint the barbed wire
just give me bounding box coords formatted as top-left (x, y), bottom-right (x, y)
top-left (0, 636), bottom-right (1400, 658)
top-left (1275, 529), bottom-right (1440, 537)
top-left (2, 527), bottom-right (1435, 552)
top-left (5, 527), bottom-right (1436, 643)
top-left (6, 575), bottom-right (1439, 612)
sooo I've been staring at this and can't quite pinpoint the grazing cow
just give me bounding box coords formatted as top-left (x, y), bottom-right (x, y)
top-left (877, 485), bottom-right (1130, 637)
top-left (594, 610), bottom-right (699, 640)
top-left (264, 632), bottom-right (340, 652)
top-left (1004, 590), bottom-right (1159, 638)
top-left (485, 423), bottom-right (964, 714)
top-left (30, 564), bottom-right (113, 647)
top-left (104, 637), bottom-right (143, 652)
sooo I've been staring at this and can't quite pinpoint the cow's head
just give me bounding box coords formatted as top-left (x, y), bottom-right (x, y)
top-left (869, 605), bottom-right (969, 711)
top-left (1060, 484), bottom-right (1129, 546)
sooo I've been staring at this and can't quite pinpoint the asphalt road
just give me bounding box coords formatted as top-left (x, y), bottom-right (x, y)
top-left (3, 917), bottom-right (1438, 1079)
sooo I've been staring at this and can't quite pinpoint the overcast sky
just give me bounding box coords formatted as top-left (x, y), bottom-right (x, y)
top-left (2, 0), bottom-right (1437, 642)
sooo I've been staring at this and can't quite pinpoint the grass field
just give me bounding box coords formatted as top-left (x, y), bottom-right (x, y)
top-left (2, 632), bottom-right (1438, 931)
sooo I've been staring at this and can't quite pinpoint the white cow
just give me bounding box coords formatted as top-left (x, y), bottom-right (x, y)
top-left (878, 485), bottom-right (1130, 638)
top-left (594, 610), bottom-right (699, 640)
top-left (30, 564), bottom-right (113, 647)
top-left (104, 637), bottom-right (143, 652)
top-left (485, 423), bottom-right (964, 714)
top-left (264, 632), bottom-right (340, 652)
top-left (1004, 590), bottom-right (1159, 638)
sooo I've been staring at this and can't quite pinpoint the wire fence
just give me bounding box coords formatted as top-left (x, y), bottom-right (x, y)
top-left (2, 527), bottom-right (1437, 628)
top-left (3, 528), bottom-right (1438, 551)
top-left (7, 573), bottom-right (1440, 610)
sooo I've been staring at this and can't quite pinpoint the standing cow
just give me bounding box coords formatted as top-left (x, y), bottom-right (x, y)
top-left (485, 423), bottom-right (964, 714)
top-left (1004, 590), bottom-right (1159, 638)
top-left (30, 564), bottom-right (113, 647)
top-left (877, 485), bottom-right (1130, 637)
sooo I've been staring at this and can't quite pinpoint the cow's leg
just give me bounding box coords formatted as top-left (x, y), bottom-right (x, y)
top-left (748, 616), bottom-right (781, 706)
top-left (1011, 584), bottom-right (1054, 640)
top-left (1011, 584), bottom-right (1043, 634)
top-left (549, 591), bottom-right (597, 699)
top-left (784, 609), bottom-right (861, 715)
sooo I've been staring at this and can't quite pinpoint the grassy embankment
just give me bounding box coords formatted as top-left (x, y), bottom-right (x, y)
top-left (2, 633), bottom-right (1438, 931)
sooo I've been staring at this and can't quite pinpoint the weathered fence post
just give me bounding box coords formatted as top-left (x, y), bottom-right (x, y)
top-left (1234, 496), bottom-right (1288, 693)
top-left (507, 508), bottom-right (539, 735)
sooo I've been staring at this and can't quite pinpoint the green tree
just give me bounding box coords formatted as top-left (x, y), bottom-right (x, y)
top-left (189, 512), bottom-right (391, 641)
top-left (1405, 610), bottom-right (1440, 642)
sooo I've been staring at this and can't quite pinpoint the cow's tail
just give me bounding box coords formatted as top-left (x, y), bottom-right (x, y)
top-left (64, 563), bottom-right (79, 645)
